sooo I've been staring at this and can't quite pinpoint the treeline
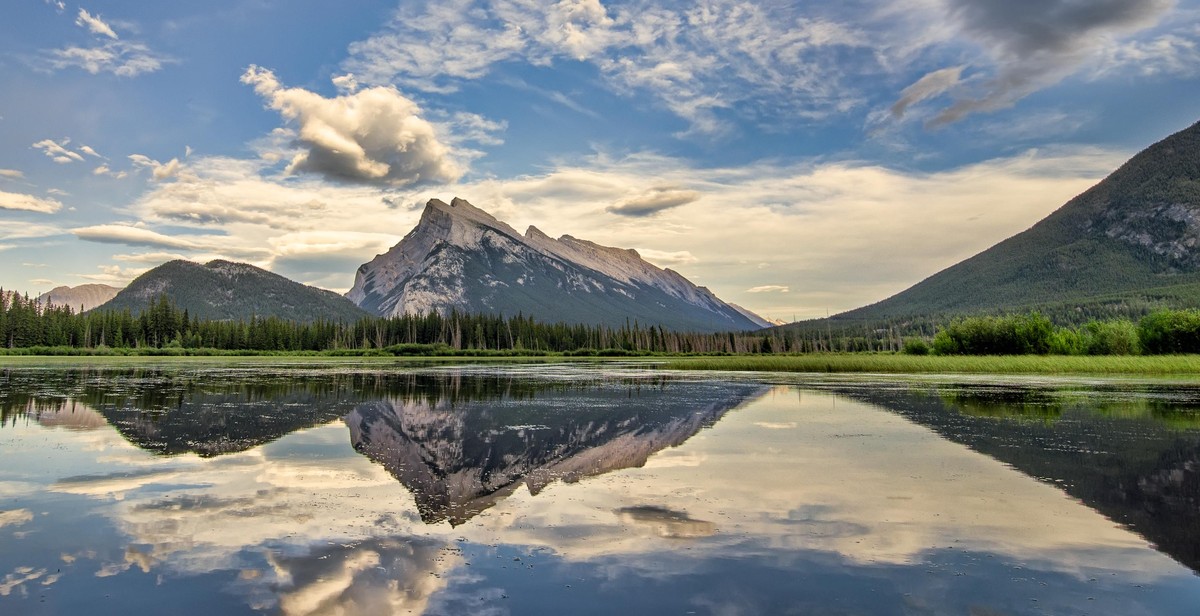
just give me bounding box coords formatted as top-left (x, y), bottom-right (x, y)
top-left (918, 311), bottom-right (1200, 356)
top-left (7, 289), bottom-right (1200, 356)
top-left (0, 292), bottom-right (813, 355)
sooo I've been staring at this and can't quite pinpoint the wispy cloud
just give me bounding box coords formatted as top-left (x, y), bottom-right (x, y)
top-left (344, 1), bottom-right (875, 136)
top-left (0, 169), bottom-right (24, 179)
top-left (83, 143), bottom-right (1127, 313)
top-left (1092, 25), bottom-right (1200, 77)
top-left (892, 0), bottom-right (1176, 126)
top-left (76, 8), bottom-right (119, 40)
top-left (32, 138), bottom-right (85, 164)
top-left (43, 39), bottom-right (173, 77)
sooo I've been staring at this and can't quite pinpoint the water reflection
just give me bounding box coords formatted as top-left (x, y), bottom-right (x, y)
top-left (346, 380), bottom-right (765, 524)
top-left (3, 366), bottom-right (1200, 615)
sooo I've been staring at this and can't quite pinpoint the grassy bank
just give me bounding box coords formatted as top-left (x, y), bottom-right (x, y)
top-left (663, 353), bottom-right (1200, 375)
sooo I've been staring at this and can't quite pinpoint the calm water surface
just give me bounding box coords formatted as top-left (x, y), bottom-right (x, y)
top-left (2, 363), bottom-right (1200, 615)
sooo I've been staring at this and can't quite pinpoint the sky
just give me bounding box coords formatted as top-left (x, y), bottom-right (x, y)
top-left (1, 0), bottom-right (1198, 321)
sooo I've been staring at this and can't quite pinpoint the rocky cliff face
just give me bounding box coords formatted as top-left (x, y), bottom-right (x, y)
top-left (347, 197), bottom-right (765, 332)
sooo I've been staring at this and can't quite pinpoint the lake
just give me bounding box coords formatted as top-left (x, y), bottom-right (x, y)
top-left (2, 362), bottom-right (1200, 615)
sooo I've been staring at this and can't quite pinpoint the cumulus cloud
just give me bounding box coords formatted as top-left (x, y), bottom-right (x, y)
top-left (344, 0), bottom-right (875, 135)
top-left (241, 66), bottom-right (462, 186)
top-left (900, 0), bottom-right (1175, 126)
top-left (44, 40), bottom-right (172, 77)
top-left (76, 8), bottom-right (119, 40)
top-left (607, 187), bottom-right (701, 217)
top-left (32, 138), bottom-right (85, 164)
top-left (0, 190), bottom-right (63, 214)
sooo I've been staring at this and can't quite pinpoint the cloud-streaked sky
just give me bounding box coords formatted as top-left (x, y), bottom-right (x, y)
top-left (1, 0), bottom-right (1198, 320)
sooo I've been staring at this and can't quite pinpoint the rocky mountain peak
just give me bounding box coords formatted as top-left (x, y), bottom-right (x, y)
top-left (347, 198), bottom-right (768, 331)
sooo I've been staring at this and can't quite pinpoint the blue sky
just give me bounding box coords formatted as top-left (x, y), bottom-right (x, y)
top-left (1, 0), bottom-right (1198, 320)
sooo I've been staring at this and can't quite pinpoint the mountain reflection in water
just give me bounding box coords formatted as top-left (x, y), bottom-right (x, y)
top-left (830, 381), bottom-right (1200, 574)
top-left (345, 380), bottom-right (766, 525)
top-left (5, 366), bottom-right (1200, 615)
top-left (1, 366), bottom-right (768, 522)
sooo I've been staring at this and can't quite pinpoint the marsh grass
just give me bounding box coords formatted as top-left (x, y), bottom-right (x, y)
top-left (663, 353), bottom-right (1200, 375)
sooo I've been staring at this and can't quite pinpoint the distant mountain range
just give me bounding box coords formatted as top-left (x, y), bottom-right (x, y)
top-left (96, 259), bottom-right (368, 323)
top-left (49, 119), bottom-right (1200, 333)
top-left (66, 199), bottom-right (763, 332)
top-left (37, 284), bottom-right (119, 312)
top-left (796, 118), bottom-right (1200, 331)
top-left (347, 197), bottom-right (766, 332)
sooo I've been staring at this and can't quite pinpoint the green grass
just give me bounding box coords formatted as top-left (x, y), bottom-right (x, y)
top-left (662, 353), bottom-right (1200, 376)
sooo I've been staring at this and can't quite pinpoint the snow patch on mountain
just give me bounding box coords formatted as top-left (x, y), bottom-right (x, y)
top-left (347, 198), bottom-right (768, 332)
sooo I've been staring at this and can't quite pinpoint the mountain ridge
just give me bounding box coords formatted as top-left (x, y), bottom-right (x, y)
top-left (37, 284), bottom-right (120, 312)
top-left (348, 197), bottom-right (766, 332)
top-left (819, 119), bottom-right (1200, 327)
top-left (96, 259), bottom-right (368, 323)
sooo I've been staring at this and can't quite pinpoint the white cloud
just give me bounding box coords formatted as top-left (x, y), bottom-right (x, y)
top-left (78, 144), bottom-right (103, 158)
top-left (77, 264), bottom-right (149, 285)
top-left (73, 224), bottom-right (208, 251)
top-left (636, 249), bottom-right (698, 267)
top-left (94, 164), bottom-right (129, 179)
top-left (32, 138), bottom-right (84, 164)
top-left (44, 40), bottom-right (172, 77)
top-left (0, 169), bottom-right (24, 179)
top-left (1093, 27), bottom-right (1200, 77)
top-left (129, 154), bottom-right (182, 181)
top-left (747, 285), bottom-right (790, 293)
top-left (344, 1), bottom-right (875, 135)
top-left (452, 146), bottom-right (1127, 318)
top-left (76, 8), bottom-right (119, 40)
top-left (241, 66), bottom-right (463, 186)
top-left (0, 190), bottom-right (63, 214)
top-left (82, 139), bottom-right (1126, 317)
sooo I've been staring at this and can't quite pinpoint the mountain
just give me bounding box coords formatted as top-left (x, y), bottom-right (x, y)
top-left (344, 379), bottom-right (769, 525)
top-left (348, 197), bottom-right (764, 332)
top-left (828, 119), bottom-right (1200, 326)
top-left (95, 259), bottom-right (368, 323)
top-left (37, 284), bottom-right (120, 312)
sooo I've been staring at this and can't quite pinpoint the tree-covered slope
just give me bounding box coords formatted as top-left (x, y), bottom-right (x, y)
top-left (832, 119), bottom-right (1200, 325)
top-left (94, 260), bottom-right (368, 323)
